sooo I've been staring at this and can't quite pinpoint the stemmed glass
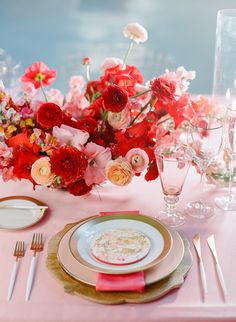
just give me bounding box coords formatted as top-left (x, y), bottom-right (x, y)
top-left (155, 143), bottom-right (191, 228)
top-left (186, 115), bottom-right (224, 218)
top-left (215, 105), bottom-right (236, 210)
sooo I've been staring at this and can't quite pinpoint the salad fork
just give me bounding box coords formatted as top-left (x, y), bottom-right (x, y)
top-left (7, 241), bottom-right (25, 301)
top-left (25, 233), bottom-right (44, 301)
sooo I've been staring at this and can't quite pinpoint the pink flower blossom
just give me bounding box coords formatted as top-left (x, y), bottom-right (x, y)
top-left (1, 166), bottom-right (16, 182)
top-left (192, 96), bottom-right (217, 115)
top-left (53, 124), bottom-right (89, 148)
top-left (107, 107), bottom-right (131, 130)
top-left (101, 57), bottom-right (124, 74)
top-left (69, 76), bottom-right (85, 92)
top-left (45, 88), bottom-right (64, 106)
top-left (22, 82), bottom-right (37, 98)
top-left (150, 71), bottom-right (183, 104)
top-left (84, 142), bottom-right (111, 186)
top-left (0, 142), bottom-right (13, 167)
top-left (21, 61), bottom-right (57, 89)
top-left (123, 23), bottom-right (148, 43)
top-left (125, 148), bottom-right (149, 173)
top-left (64, 93), bottom-right (89, 119)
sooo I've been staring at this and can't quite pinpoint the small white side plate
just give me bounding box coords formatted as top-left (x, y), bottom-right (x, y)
top-left (0, 196), bottom-right (47, 230)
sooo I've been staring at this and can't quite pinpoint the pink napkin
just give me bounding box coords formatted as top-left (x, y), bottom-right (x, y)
top-left (96, 210), bottom-right (145, 292)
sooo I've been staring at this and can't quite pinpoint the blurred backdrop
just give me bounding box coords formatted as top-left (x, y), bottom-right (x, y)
top-left (0, 0), bottom-right (236, 93)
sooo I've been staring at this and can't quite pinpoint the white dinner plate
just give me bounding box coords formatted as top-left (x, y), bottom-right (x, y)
top-left (0, 196), bottom-right (47, 230)
top-left (57, 218), bottom-right (185, 286)
top-left (69, 214), bottom-right (172, 274)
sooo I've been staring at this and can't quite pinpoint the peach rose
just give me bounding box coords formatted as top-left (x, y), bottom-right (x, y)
top-left (107, 107), bottom-right (131, 130)
top-left (105, 158), bottom-right (134, 186)
top-left (125, 148), bottom-right (149, 173)
top-left (31, 157), bottom-right (55, 185)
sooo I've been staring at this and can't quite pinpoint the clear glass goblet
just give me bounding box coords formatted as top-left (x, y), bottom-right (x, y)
top-left (155, 144), bottom-right (191, 228)
top-left (215, 105), bottom-right (236, 210)
top-left (186, 115), bottom-right (224, 218)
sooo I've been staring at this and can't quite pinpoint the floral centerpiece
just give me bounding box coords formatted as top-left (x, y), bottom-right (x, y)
top-left (0, 23), bottom-right (201, 196)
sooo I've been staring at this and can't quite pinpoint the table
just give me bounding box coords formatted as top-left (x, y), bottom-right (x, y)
top-left (0, 167), bottom-right (236, 322)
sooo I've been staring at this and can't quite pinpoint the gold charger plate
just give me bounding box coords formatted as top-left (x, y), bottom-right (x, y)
top-left (46, 219), bottom-right (193, 305)
top-left (69, 214), bottom-right (173, 274)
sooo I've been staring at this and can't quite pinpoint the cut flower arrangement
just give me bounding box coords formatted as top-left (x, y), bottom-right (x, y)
top-left (0, 23), bottom-right (206, 196)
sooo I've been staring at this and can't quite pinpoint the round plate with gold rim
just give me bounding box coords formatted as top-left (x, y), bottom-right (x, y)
top-left (57, 217), bottom-right (184, 286)
top-left (69, 214), bottom-right (173, 274)
top-left (0, 196), bottom-right (47, 230)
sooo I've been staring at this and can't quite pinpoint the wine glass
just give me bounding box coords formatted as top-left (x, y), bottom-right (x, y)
top-left (155, 143), bottom-right (191, 228)
top-left (215, 105), bottom-right (236, 210)
top-left (186, 115), bottom-right (224, 218)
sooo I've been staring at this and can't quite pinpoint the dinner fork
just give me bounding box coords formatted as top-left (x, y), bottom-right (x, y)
top-left (25, 233), bottom-right (43, 301)
top-left (7, 241), bottom-right (25, 301)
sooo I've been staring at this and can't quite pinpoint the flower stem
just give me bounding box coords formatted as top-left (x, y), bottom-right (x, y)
top-left (122, 40), bottom-right (134, 69)
top-left (131, 89), bottom-right (151, 99)
top-left (129, 99), bottom-right (151, 126)
top-left (86, 65), bottom-right (90, 82)
top-left (39, 79), bottom-right (48, 102)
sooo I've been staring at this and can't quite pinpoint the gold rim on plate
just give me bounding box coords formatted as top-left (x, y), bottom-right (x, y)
top-left (0, 195), bottom-right (47, 230)
top-left (56, 218), bottom-right (185, 286)
top-left (69, 214), bottom-right (173, 274)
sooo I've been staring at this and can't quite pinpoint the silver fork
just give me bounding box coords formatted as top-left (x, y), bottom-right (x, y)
top-left (25, 233), bottom-right (44, 301)
top-left (7, 241), bottom-right (25, 301)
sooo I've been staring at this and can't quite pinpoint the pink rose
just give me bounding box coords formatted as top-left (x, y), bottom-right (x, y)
top-left (107, 107), bottom-right (131, 130)
top-left (125, 148), bottom-right (149, 173)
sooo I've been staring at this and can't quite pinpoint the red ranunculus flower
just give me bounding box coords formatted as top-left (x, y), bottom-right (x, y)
top-left (50, 146), bottom-right (88, 184)
top-left (151, 77), bottom-right (177, 101)
top-left (36, 102), bottom-right (63, 129)
top-left (77, 117), bottom-right (97, 134)
top-left (21, 61), bottom-right (57, 89)
top-left (67, 179), bottom-right (92, 196)
top-left (100, 65), bottom-right (143, 96)
top-left (102, 84), bottom-right (128, 113)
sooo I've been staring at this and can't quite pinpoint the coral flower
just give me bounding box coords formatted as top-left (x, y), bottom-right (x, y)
top-left (31, 157), bottom-right (55, 185)
top-left (123, 23), bottom-right (148, 43)
top-left (21, 61), bottom-right (57, 89)
top-left (105, 158), bottom-right (134, 186)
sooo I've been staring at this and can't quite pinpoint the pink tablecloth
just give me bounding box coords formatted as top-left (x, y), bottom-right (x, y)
top-left (0, 168), bottom-right (236, 322)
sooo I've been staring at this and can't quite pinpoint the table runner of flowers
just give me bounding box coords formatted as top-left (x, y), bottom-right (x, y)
top-left (0, 23), bottom-right (210, 196)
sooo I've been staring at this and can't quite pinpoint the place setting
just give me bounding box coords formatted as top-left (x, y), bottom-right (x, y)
top-left (46, 211), bottom-right (192, 304)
